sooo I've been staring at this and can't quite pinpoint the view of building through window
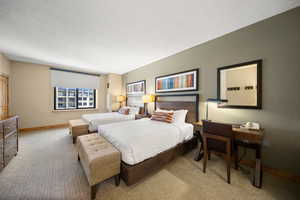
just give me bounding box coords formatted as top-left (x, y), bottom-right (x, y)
top-left (55, 87), bottom-right (95, 110)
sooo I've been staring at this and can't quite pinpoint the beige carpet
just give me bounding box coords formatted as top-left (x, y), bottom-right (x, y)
top-left (0, 128), bottom-right (299, 200)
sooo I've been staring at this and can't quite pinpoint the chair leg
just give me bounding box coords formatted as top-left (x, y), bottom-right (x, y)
top-left (91, 184), bottom-right (97, 200)
top-left (227, 155), bottom-right (231, 184)
top-left (203, 137), bottom-right (208, 173)
top-left (77, 154), bottom-right (80, 161)
top-left (234, 144), bottom-right (238, 170)
top-left (203, 151), bottom-right (208, 173)
top-left (114, 174), bottom-right (120, 186)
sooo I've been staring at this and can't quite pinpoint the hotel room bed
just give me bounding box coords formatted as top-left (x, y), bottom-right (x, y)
top-left (98, 118), bottom-right (193, 165)
top-left (82, 112), bottom-right (136, 132)
top-left (98, 94), bottom-right (199, 185)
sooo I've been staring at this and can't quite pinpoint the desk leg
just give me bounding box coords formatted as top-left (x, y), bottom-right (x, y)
top-left (194, 131), bottom-right (204, 161)
top-left (253, 146), bottom-right (262, 188)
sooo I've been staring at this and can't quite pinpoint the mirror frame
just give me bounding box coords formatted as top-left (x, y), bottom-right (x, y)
top-left (217, 59), bottom-right (262, 109)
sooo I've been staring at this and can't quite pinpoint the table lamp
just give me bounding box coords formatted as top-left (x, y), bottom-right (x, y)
top-left (116, 95), bottom-right (126, 109)
top-left (142, 94), bottom-right (155, 115)
top-left (206, 98), bottom-right (228, 120)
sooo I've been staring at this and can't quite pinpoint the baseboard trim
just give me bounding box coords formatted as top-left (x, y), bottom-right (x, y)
top-left (240, 160), bottom-right (300, 184)
top-left (20, 123), bottom-right (69, 132)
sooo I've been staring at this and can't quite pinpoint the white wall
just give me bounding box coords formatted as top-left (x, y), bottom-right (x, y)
top-left (107, 74), bottom-right (123, 111)
top-left (10, 61), bottom-right (108, 129)
top-left (0, 53), bottom-right (10, 76)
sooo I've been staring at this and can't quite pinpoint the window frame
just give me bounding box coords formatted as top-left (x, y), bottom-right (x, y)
top-left (54, 87), bottom-right (96, 110)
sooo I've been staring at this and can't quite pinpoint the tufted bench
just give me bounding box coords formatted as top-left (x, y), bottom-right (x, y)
top-left (69, 119), bottom-right (89, 144)
top-left (76, 133), bottom-right (121, 200)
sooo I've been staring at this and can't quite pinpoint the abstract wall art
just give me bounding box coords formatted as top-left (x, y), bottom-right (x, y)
top-left (155, 69), bottom-right (198, 93)
top-left (127, 80), bottom-right (146, 96)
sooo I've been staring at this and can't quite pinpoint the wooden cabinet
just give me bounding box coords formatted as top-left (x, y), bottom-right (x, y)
top-left (0, 75), bottom-right (9, 120)
top-left (0, 116), bottom-right (19, 171)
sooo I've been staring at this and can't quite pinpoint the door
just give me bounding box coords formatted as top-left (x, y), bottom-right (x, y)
top-left (0, 75), bottom-right (8, 120)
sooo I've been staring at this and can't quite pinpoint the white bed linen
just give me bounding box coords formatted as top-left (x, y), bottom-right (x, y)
top-left (82, 112), bottom-right (135, 132)
top-left (98, 118), bottom-right (193, 165)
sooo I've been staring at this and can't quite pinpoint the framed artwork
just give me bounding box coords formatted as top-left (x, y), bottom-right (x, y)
top-left (217, 59), bottom-right (262, 109)
top-left (126, 80), bottom-right (146, 96)
top-left (155, 69), bottom-right (199, 93)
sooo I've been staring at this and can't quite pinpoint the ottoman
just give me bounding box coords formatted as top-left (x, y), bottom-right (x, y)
top-left (76, 134), bottom-right (121, 200)
top-left (69, 119), bottom-right (89, 143)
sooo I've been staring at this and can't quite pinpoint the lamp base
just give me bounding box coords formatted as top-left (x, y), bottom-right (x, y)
top-left (144, 103), bottom-right (148, 115)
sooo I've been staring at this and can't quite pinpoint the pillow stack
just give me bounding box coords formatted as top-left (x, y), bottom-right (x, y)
top-left (118, 107), bottom-right (130, 115)
top-left (129, 107), bottom-right (140, 115)
top-left (151, 111), bottom-right (174, 123)
top-left (156, 108), bottom-right (188, 124)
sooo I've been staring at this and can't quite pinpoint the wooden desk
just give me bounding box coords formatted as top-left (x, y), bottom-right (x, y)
top-left (193, 121), bottom-right (264, 188)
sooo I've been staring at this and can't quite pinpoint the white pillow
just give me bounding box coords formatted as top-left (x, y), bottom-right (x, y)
top-left (156, 108), bottom-right (173, 113)
top-left (120, 106), bottom-right (130, 110)
top-left (129, 107), bottom-right (140, 115)
top-left (156, 108), bottom-right (188, 124)
top-left (173, 110), bottom-right (188, 124)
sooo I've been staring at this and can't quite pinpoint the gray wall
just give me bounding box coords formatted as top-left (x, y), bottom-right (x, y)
top-left (123, 7), bottom-right (300, 175)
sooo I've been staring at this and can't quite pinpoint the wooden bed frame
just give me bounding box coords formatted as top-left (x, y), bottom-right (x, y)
top-left (121, 94), bottom-right (199, 185)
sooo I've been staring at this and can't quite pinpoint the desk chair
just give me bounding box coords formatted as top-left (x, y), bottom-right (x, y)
top-left (202, 120), bottom-right (237, 184)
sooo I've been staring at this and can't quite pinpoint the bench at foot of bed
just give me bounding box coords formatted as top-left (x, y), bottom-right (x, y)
top-left (76, 134), bottom-right (121, 200)
top-left (69, 119), bottom-right (89, 144)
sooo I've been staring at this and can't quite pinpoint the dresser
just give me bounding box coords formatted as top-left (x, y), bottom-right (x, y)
top-left (0, 116), bottom-right (19, 171)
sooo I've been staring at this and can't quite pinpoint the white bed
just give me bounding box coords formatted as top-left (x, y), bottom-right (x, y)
top-left (82, 112), bottom-right (135, 132)
top-left (98, 118), bottom-right (193, 165)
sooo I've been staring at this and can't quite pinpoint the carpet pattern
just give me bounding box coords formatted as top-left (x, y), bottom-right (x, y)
top-left (0, 128), bottom-right (299, 200)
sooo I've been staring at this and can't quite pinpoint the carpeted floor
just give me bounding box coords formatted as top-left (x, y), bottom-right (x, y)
top-left (0, 128), bottom-right (299, 200)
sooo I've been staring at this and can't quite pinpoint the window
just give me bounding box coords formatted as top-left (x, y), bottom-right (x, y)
top-left (54, 87), bottom-right (96, 110)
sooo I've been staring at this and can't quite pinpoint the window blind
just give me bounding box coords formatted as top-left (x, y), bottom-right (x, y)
top-left (50, 68), bottom-right (100, 89)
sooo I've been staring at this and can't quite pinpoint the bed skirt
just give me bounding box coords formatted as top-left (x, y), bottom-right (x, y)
top-left (121, 135), bottom-right (198, 185)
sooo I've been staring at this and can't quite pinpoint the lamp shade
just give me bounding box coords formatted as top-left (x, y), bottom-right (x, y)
top-left (142, 94), bottom-right (155, 103)
top-left (116, 95), bottom-right (125, 102)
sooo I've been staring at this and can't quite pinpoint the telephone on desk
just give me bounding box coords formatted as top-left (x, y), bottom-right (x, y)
top-left (240, 122), bottom-right (260, 130)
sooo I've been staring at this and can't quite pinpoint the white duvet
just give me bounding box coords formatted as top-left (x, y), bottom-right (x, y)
top-left (82, 112), bottom-right (135, 132)
top-left (98, 118), bottom-right (193, 165)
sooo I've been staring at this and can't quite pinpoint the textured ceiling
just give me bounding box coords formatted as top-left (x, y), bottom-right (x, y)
top-left (0, 0), bottom-right (299, 74)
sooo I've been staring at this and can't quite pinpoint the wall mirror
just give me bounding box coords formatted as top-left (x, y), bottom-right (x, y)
top-left (217, 60), bottom-right (262, 109)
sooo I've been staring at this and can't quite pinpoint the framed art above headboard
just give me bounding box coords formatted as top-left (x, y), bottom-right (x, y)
top-left (126, 80), bottom-right (146, 108)
top-left (127, 80), bottom-right (146, 96)
top-left (154, 94), bottom-right (199, 123)
top-left (155, 69), bottom-right (199, 93)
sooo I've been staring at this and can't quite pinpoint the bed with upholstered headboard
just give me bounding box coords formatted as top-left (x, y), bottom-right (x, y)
top-left (81, 94), bottom-right (145, 132)
top-left (155, 94), bottom-right (199, 123)
top-left (126, 95), bottom-right (145, 114)
top-left (120, 94), bottom-right (199, 185)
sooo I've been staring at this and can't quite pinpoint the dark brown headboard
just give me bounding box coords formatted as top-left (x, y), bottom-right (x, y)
top-left (154, 94), bottom-right (199, 123)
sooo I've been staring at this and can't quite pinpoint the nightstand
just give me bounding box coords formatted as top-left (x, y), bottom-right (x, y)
top-left (192, 121), bottom-right (204, 161)
top-left (135, 114), bottom-right (151, 120)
